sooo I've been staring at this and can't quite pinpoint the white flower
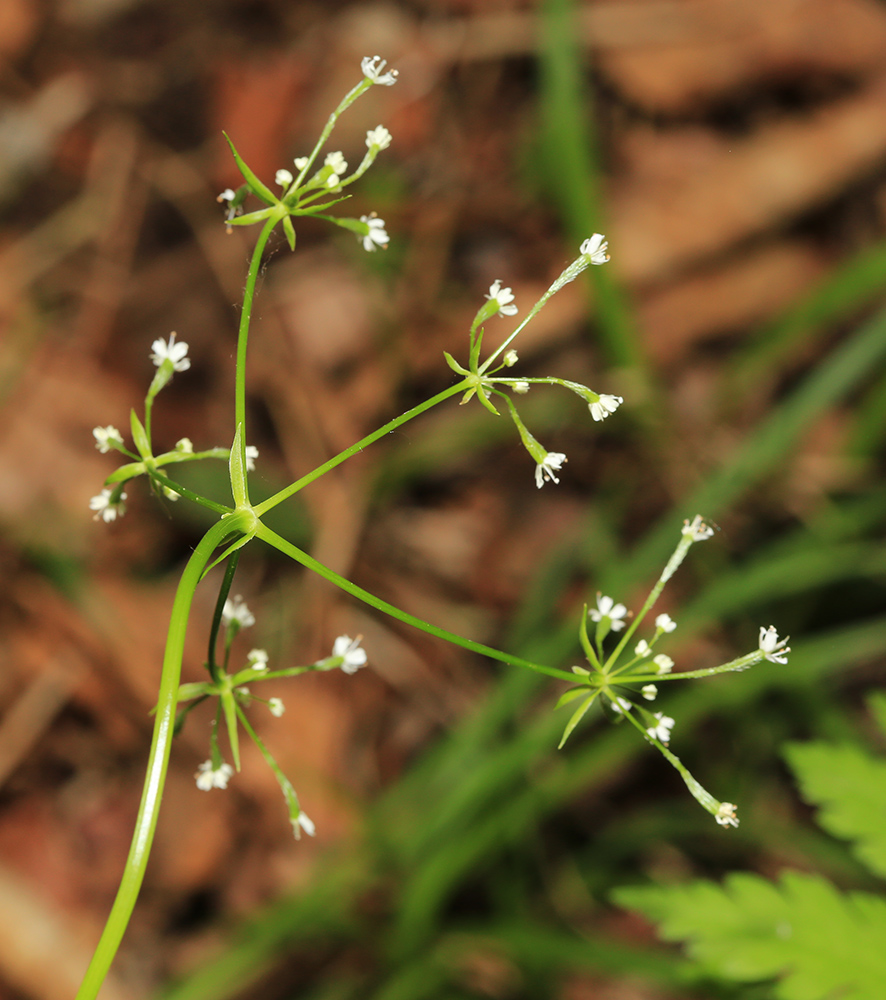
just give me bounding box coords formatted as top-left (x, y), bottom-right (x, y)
top-left (589, 594), bottom-right (627, 631)
top-left (361, 55), bottom-right (399, 86)
top-left (580, 233), bottom-right (609, 264)
top-left (162, 486), bottom-right (180, 501)
top-left (89, 488), bottom-right (127, 523)
top-left (641, 684), bottom-right (658, 701)
top-left (653, 654), bottom-right (674, 675)
top-left (218, 188), bottom-right (235, 203)
top-left (715, 802), bottom-right (739, 828)
top-left (195, 761), bottom-right (234, 791)
top-left (294, 156), bottom-right (309, 170)
top-left (175, 437), bottom-right (193, 454)
top-left (245, 445), bottom-right (258, 471)
top-left (512, 381), bottom-right (530, 394)
top-left (268, 698), bottom-right (285, 717)
top-left (333, 635), bottom-right (367, 674)
top-left (275, 168), bottom-right (293, 187)
top-left (759, 625), bottom-right (790, 664)
top-left (646, 712), bottom-right (674, 744)
top-left (247, 648), bottom-right (268, 670)
top-left (359, 214), bottom-right (389, 252)
top-left (589, 394), bottom-right (623, 422)
top-left (655, 613), bottom-right (677, 633)
top-left (485, 279), bottom-right (518, 317)
top-left (503, 350), bottom-right (519, 366)
top-left (150, 332), bottom-right (190, 372)
top-left (222, 595), bottom-right (255, 629)
top-left (291, 811), bottom-right (316, 839)
top-left (535, 451), bottom-right (567, 489)
top-left (366, 125), bottom-right (392, 150)
top-left (93, 426), bottom-right (123, 453)
top-left (635, 639), bottom-right (650, 657)
top-left (325, 151), bottom-right (347, 175)
top-left (610, 696), bottom-right (632, 714)
top-left (683, 514), bottom-right (714, 541)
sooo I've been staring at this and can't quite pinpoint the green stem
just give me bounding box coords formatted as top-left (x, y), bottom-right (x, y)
top-left (255, 522), bottom-right (575, 683)
top-left (287, 78), bottom-right (373, 195)
top-left (75, 516), bottom-right (245, 1000)
top-left (618, 649), bottom-right (765, 684)
top-left (253, 381), bottom-right (468, 517)
top-left (207, 551), bottom-right (241, 682)
top-left (479, 287), bottom-right (557, 374)
top-left (603, 532), bottom-right (694, 672)
top-left (235, 216), bottom-right (278, 502)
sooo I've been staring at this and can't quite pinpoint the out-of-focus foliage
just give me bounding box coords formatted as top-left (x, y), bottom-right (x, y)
top-left (615, 696), bottom-right (886, 1000)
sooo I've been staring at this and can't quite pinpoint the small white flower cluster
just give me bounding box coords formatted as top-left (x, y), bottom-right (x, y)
top-left (150, 332), bottom-right (190, 373)
top-left (759, 625), bottom-right (790, 664)
top-left (332, 634), bottom-right (367, 674)
top-left (715, 802), bottom-right (739, 828)
top-left (485, 280), bottom-right (518, 318)
top-left (646, 712), bottom-right (674, 745)
top-left (580, 233), bottom-right (609, 264)
top-left (485, 236), bottom-right (621, 491)
top-left (90, 335), bottom-right (195, 523)
top-left (247, 648), bottom-right (268, 670)
top-left (223, 595), bottom-right (255, 629)
top-left (195, 761), bottom-right (234, 791)
top-left (89, 488), bottom-right (127, 523)
top-left (535, 451), bottom-right (567, 489)
top-left (361, 55), bottom-right (398, 86)
top-left (656, 613), bottom-right (676, 633)
top-left (324, 151), bottom-right (347, 188)
top-left (653, 653), bottom-right (673, 674)
top-left (291, 812), bottom-right (316, 839)
top-left (589, 594), bottom-right (628, 631)
top-left (359, 213), bottom-right (389, 252)
top-left (366, 125), bottom-right (392, 150)
top-left (589, 394), bottom-right (623, 422)
top-left (683, 514), bottom-right (715, 541)
top-left (93, 426), bottom-right (123, 454)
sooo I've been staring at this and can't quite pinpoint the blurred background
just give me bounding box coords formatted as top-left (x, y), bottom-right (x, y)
top-left (1, 0), bottom-right (885, 997)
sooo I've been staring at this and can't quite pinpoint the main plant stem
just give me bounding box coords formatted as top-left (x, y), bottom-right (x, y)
top-left (76, 517), bottom-right (242, 1000)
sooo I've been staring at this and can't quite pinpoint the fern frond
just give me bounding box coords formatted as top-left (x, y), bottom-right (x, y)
top-left (785, 739), bottom-right (886, 880)
top-left (614, 870), bottom-right (886, 1000)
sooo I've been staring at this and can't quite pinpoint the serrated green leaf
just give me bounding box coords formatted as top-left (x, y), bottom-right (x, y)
top-left (785, 739), bottom-right (886, 880)
top-left (615, 870), bottom-right (886, 1000)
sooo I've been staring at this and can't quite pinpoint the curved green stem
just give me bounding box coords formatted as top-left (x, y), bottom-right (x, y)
top-left (235, 216), bottom-right (278, 503)
top-left (75, 516), bottom-right (246, 1000)
top-left (255, 522), bottom-right (575, 682)
top-left (253, 381), bottom-right (468, 516)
